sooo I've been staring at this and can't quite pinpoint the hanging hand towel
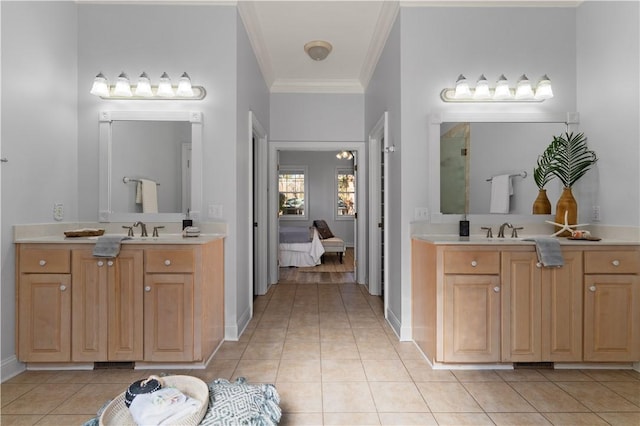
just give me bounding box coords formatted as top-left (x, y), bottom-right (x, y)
top-left (489, 174), bottom-right (512, 214)
top-left (523, 237), bottom-right (564, 267)
top-left (135, 181), bottom-right (143, 204)
top-left (140, 178), bottom-right (158, 213)
top-left (92, 235), bottom-right (131, 258)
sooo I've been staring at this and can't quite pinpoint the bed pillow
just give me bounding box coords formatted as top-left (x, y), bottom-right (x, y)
top-left (313, 220), bottom-right (334, 239)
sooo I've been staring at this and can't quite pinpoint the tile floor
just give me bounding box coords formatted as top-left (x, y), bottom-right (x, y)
top-left (2, 282), bottom-right (640, 425)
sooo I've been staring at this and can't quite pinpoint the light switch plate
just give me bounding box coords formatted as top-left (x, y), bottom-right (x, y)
top-left (53, 203), bottom-right (64, 221)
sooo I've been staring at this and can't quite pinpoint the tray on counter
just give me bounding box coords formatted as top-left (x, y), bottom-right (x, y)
top-left (64, 229), bottom-right (105, 238)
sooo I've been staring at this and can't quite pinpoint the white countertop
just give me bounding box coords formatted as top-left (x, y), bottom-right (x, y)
top-left (14, 233), bottom-right (225, 245)
top-left (412, 234), bottom-right (639, 246)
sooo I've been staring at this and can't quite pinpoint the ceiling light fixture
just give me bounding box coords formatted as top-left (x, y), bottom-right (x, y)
top-left (304, 40), bottom-right (332, 61)
top-left (441, 73), bottom-right (554, 102)
top-left (336, 150), bottom-right (353, 160)
top-left (89, 72), bottom-right (206, 100)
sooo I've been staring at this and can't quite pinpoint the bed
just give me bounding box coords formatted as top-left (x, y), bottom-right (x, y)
top-left (279, 226), bottom-right (325, 267)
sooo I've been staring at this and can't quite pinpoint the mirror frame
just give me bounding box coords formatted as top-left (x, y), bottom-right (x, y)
top-left (428, 111), bottom-right (579, 223)
top-left (98, 110), bottom-right (202, 222)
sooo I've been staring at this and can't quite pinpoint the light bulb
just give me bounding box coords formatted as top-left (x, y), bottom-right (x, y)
top-left (156, 72), bottom-right (174, 97)
top-left (515, 74), bottom-right (534, 99)
top-left (534, 74), bottom-right (554, 100)
top-left (454, 74), bottom-right (472, 99)
top-left (176, 72), bottom-right (194, 97)
top-left (473, 74), bottom-right (491, 100)
top-left (90, 72), bottom-right (110, 97)
top-left (493, 74), bottom-right (512, 100)
top-left (134, 72), bottom-right (153, 97)
top-left (113, 72), bottom-right (132, 97)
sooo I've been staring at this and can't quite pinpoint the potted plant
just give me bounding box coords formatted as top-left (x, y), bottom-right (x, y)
top-left (532, 143), bottom-right (556, 214)
top-left (546, 132), bottom-right (598, 235)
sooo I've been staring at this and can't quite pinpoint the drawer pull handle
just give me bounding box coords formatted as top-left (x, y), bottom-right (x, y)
top-left (164, 260), bottom-right (171, 266)
top-left (97, 261), bottom-right (104, 267)
top-left (471, 260), bottom-right (478, 267)
top-left (589, 285), bottom-right (596, 292)
top-left (107, 261), bottom-right (114, 267)
top-left (145, 286), bottom-right (151, 292)
top-left (493, 286), bottom-right (500, 293)
top-left (612, 260), bottom-right (620, 266)
top-left (60, 285), bottom-right (67, 291)
top-left (39, 260), bottom-right (47, 266)
top-left (536, 262), bottom-right (542, 268)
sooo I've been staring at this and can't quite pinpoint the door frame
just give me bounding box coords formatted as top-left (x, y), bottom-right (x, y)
top-left (268, 141), bottom-right (367, 286)
top-left (368, 112), bottom-right (389, 308)
top-left (249, 111), bottom-right (268, 300)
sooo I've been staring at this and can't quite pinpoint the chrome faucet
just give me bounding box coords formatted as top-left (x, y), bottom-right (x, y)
top-left (497, 222), bottom-right (513, 238)
top-left (133, 221), bottom-right (148, 237)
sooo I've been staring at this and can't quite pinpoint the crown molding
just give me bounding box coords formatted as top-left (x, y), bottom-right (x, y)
top-left (359, 1), bottom-right (400, 90)
top-left (270, 79), bottom-right (364, 94)
top-left (75, 0), bottom-right (236, 4)
top-left (237, 1), bottom-right (275, 89)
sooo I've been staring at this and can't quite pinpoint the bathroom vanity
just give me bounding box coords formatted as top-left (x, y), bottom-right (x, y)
top-left (15, 233), bottom-right (224, 368)
top-left (412, 236), bottom-right (640, 367)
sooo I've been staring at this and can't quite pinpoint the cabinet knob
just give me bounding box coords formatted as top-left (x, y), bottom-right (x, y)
top-left (60, 285), bottom-right (67, 291)
top-left (589, 285), bottom-right (597, 292)
top-left (39, 260), bottom-right (47, 266)
top-left (107, 260), bottom-right (114, 267)
top-left (145, 286), bottom-right (151, 292)
top-left (164, 260), bottom-right (171, 266)
top-left (536, 262), bottom-right (542, 268)
top-left (493, 286), bottom-right (500, 293)
top-left (471, 260), bottom-right (478, 267)
top-left (612, 259), bottom-right (620, 266)
top-left (97, 261), bottom-right (104, 267)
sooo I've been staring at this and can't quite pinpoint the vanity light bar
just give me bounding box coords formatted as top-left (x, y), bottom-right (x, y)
top-left (90, 72), bottom-right (206, 100)
top-left (441, 74), bottom-right (553, 103)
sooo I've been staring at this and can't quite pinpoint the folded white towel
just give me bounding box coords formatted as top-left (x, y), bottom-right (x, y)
top-left (129, 387), bottom-right (202, 425)
top-left (140, 179), bottom-right (158, 213)
top-left (490, 174), bottom-right (512, 214)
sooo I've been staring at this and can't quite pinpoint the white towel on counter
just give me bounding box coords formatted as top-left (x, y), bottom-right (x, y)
top-left (129, 387), bottom-right (202, 425)
top-left (489, 174), bottom-right (512, 214)
top-left (137, 178), bottom-right (158, 213)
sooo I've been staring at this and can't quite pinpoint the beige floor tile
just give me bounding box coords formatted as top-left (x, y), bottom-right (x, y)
top-left (537, 369), bottom-right (593, 382)
top-left (201, 358), bottom-right (239, 380)
top-left (403, 359), bottom-right (458, 382)
top-left (277, 359), bottom-right (322, 382)
top-left (51, 383), bottom-right (124, 415)
top-left (0, 414), bottom-right (45, 425)
top-left (289, 314), bottom-right (320, 327)
top-left (232, 359), bottom-right (280, 383)
top-left (4, 371), bottom-right (59, 384)
top-left (488, 412), bottom-right (552, 425)
top-left (286, 325), bottom-right (320, 341)
top-left (368, 382), bottom-right (429, 413)
top-left (497, 369), bottom-right (549, 382)
top-left (321, 341), bottom-right (360, 360)
top-left (322, 382), bottom-right (377, 413)
top-left (2, 383), bottom-right (84, 415)
top-left (601, 381), bottom-right (640, 406)
top-left (453, 369), bottom-right (504, 382)
top-left (393, 342), bottom-right (425, 360)
top-left (464, 381), bottom-right (536, 412)
top-left (241, 341), bottom-right (284, 360)
top-left (362, 359), bottom-right (411, 382)
top-left (323, 412), bottom-right (381, 425)
top-left (214, 341), bottom-right (248, 359)
top-left (432, 412), bottom-right (494, 425)
top-left (596, 412), bottom-right (640, 426)
top-left (352, 328), bottom-right (389, 343)
top-left (39, 414), bottom-right (96, 425)
top-left (1, 383), bottom-right (37, 407)
top-left (358, 345), bottom-right (400, 360)
top-left (275, 382), bottom-right (323, 413)
top-left (542, 412), bottom-right (610, 425)
top-left (555, 381), bottom-right (640, 412)
top-left (509, 381), bottom-right (588, 412)
top-left (321, 359), bottom-right (367, 381)
top-left (350, 317), bottom-right (382, 328)
top-left (320, 328), bottom-right (355, 343)
top-left (582, 369), bottom-right (640, 382)
top-left (279, 412), bottom-right (324, 425)
top-left (250, 327), bottom-right (287, 343)
top-left (319, 317), bottom-right (352, 329)
top-left (415, 382), bottom-right (482, 413)
top-left (257, 316), bottom-right (290, 329)
top-left (378, 412), bottom-right (438, 425)
top-left (281, 340), bottom-right (321, 360)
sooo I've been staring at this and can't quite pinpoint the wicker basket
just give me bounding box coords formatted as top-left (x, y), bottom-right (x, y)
top-left (99, 375), bottom-right (209, 426)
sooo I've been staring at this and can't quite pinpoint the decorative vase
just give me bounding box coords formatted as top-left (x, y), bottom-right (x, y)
top-left (555, 187), bottom-right (578, 237)
top-left (532, 189), bottom-right (552, 215)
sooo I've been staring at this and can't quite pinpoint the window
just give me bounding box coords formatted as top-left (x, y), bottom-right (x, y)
top-left (279, 166), bottom-right (307, 219)
top-left (336, 168), bottom-right (355, 218)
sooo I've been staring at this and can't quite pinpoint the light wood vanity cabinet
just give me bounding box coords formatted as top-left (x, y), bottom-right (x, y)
top-left (16, 238), bottom-right (224, 366)
top-left (412, 239), bottom-right (640, 366)
top-left (583, 250), bottom-right (640, 362)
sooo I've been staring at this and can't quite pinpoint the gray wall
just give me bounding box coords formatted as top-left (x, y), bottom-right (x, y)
top-left (278, 150), bottom-right (356, 246)
top-left (1, 1), bottom-right (78, 370)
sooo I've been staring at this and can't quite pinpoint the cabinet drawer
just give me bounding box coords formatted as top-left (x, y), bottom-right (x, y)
top-left (19, 247), bottom-right (70, 273)
top-left (145, 249), bottom-right (194, 273)
top-left (584, 251), bottom-right (640, 274)
top-left (444, 250), bottom-right (500, 274)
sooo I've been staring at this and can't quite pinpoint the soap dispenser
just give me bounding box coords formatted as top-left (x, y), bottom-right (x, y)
top-left (182, 209), bottom-right (193, 230)
top-left (459, 215), bottom-right (470, 237)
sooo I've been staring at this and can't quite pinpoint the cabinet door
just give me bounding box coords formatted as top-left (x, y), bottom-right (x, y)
top-left (144, 274), bottom-right (194, 362)
top-left (18, 274), bottom-right (71, 362)
top-left (501, 252), bottom-right (542, 362)
top-left (108, 250), bottom-right (144, 361)
top-left (71, 251), bottom-right (108, 361)
top-left (443, 274), bottom-right (501, 363)
top-left (584, 275), bottom-right (640, 362)
top-left (542, 251), bottom-right (583, 362)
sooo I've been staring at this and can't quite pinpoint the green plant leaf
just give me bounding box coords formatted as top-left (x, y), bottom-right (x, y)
top-left (547, 132), bottom-right (597, 188)
top-left (533, 142), bottom-right (557, 189)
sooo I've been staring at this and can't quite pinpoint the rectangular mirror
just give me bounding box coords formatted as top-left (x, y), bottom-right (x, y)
top-left (429, 112), bottom-right (579, 222)
top-left (99, 111), bottom-right (202, 222)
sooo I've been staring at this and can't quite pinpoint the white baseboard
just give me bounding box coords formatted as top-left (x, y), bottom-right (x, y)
top-left (1, 356), bottom-right (25, 383)
top-left (385, 307), bottom-right (402, 339)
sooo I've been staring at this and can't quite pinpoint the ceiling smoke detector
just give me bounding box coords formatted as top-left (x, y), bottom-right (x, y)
top-left (304, 40), bottom-right (332, 61)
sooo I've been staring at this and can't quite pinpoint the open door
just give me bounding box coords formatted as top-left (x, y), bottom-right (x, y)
top-left (250, 111), bottom-right (268, 297)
